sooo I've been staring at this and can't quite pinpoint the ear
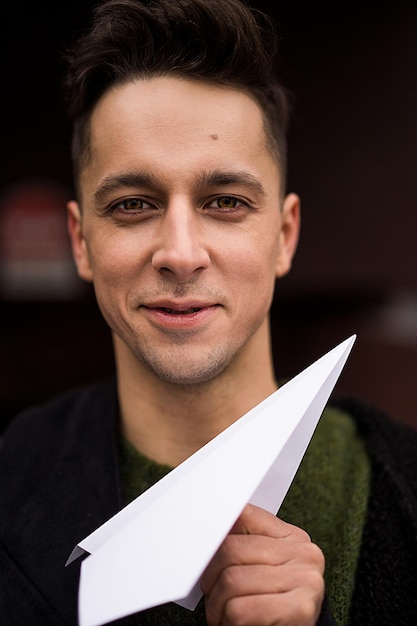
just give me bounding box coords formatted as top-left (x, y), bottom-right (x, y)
top-left (67, 201), bottom-right (94, 283)
top-left (275, 193), bottom-right (301, 279)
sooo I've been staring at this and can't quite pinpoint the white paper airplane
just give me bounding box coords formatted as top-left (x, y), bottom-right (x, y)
top-left (68, 335), bottom-right (356, 626)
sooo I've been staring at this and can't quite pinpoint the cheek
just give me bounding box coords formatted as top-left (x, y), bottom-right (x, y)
top-left (88, 231), bottom-right (143, 283)
top-left (227, 236), bottom-right (279, 304)
top-left (232, 226), bottom-right (280, 276)
top-left (86, 243), bottom-right (138, 329)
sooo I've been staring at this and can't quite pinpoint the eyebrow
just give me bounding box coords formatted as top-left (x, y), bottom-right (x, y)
top-left (196, 170), bottom-right (267, 198)
top-left (93, 172), bottom-right (157, 205)
top-left (92, 169), bottom-right (267, 205)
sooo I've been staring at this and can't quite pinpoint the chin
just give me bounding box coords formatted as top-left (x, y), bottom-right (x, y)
top-left (137, 347), bottom-right (232, 386)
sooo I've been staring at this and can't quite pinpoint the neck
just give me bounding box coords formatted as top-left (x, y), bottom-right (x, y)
top-left (114, 321), bottom-right (278, 466)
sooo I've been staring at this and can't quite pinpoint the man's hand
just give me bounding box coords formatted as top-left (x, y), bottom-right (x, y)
top-left (201, 504), bottom-right (325, 626)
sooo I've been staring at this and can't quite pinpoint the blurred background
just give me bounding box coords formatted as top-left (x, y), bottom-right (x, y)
top-left (1, 0), bottom-right (417, 432)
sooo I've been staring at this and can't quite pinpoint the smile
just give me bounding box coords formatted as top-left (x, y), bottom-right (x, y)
top-left (141, 303), bottom-right (219, 330)
top-left (158, 307), bottom-right (202, 314)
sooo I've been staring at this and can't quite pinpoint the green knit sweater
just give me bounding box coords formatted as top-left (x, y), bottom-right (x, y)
top-left (118, 406), bottom-right (370, 625)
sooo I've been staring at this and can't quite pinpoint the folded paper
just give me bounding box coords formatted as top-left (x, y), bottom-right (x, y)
top-left (69, 335), bottom-right (356, 626)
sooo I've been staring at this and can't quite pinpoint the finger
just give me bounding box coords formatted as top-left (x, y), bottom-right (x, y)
top-left (204, 562), bottom-right (324, 622)
top-left (201, 534), bottom-right (325, 599)
top-left (207, 585), bottom-right (324, 626)
top-left (230, 504), bottom-right (311, 542)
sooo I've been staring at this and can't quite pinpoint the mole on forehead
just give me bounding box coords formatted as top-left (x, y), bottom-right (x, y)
top-left (210, 134), bottom-right (219, 140)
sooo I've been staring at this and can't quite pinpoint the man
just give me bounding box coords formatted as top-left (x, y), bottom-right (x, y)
top-left (1, 1), bottom-right (416, 625)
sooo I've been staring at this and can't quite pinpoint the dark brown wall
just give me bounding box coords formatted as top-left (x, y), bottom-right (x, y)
top-left (2, 1), bottom-right (417, 430)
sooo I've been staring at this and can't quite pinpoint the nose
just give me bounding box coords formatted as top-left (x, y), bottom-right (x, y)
top-left (151, 203), bottom-right (210, 281)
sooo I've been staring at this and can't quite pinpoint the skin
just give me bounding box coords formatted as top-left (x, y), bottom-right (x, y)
top-left (202, 505), bottom-right (325, 626)
top-left (68, 76), bottom-right (324, 625)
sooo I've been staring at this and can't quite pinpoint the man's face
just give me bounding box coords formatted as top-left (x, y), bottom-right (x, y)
top-left (69, 77), bottom-right (299, 385)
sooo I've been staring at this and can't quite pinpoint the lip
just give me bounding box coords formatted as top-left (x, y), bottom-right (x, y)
top-left (143, 299), bottom-right (216, 312)
top-left (141, 301), bottom-right (219, 329)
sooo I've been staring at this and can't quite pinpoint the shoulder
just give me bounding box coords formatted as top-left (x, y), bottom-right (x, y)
top-left (0, 377), bottom-right (118, 517)
top-left (1, 377), bottom-right (117, 456)
top-left (334, 401), bottom-right (417, 623)
top-left (332, 397), bottom-right (417, 504)
top-left (0, 378), bottom-right (120, 624)
top-left (331, 395), bottom-right (417, 475)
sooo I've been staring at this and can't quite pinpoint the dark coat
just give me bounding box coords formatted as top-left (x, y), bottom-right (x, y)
top-left (1, 379), bottom-right (416, 625)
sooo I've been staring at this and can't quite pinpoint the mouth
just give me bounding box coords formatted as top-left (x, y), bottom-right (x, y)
top-left (155, 307), bottom-right (203, 315)
top-left (142, 300), bottom-right (219, 332)
top-left (141, 303), bottom-right (218, 327)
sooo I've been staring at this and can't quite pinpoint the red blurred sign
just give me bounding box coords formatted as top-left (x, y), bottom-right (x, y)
top-left (0, 179), bottom-right (83, 299)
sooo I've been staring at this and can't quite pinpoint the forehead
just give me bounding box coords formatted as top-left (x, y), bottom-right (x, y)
top-left (81, 77), bottom-right (281, 195)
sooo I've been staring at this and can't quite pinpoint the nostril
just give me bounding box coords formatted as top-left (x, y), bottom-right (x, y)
top-left (152, 243), bottom-right (210, 278)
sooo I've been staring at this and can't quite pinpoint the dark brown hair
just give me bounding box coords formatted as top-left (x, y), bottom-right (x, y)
top-left (64, 0), bottom-right (289, 191)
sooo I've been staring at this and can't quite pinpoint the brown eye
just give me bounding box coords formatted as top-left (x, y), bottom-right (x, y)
top-left (217, 196), bottom-right (238, 209)
top-left (108, 196), bottom-right (155, 220)
top-left (123, 198), bottom-right (144, 210)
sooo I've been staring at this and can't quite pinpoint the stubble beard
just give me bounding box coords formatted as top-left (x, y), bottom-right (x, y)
top-left (132, 340), bottom-right (233, 386)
